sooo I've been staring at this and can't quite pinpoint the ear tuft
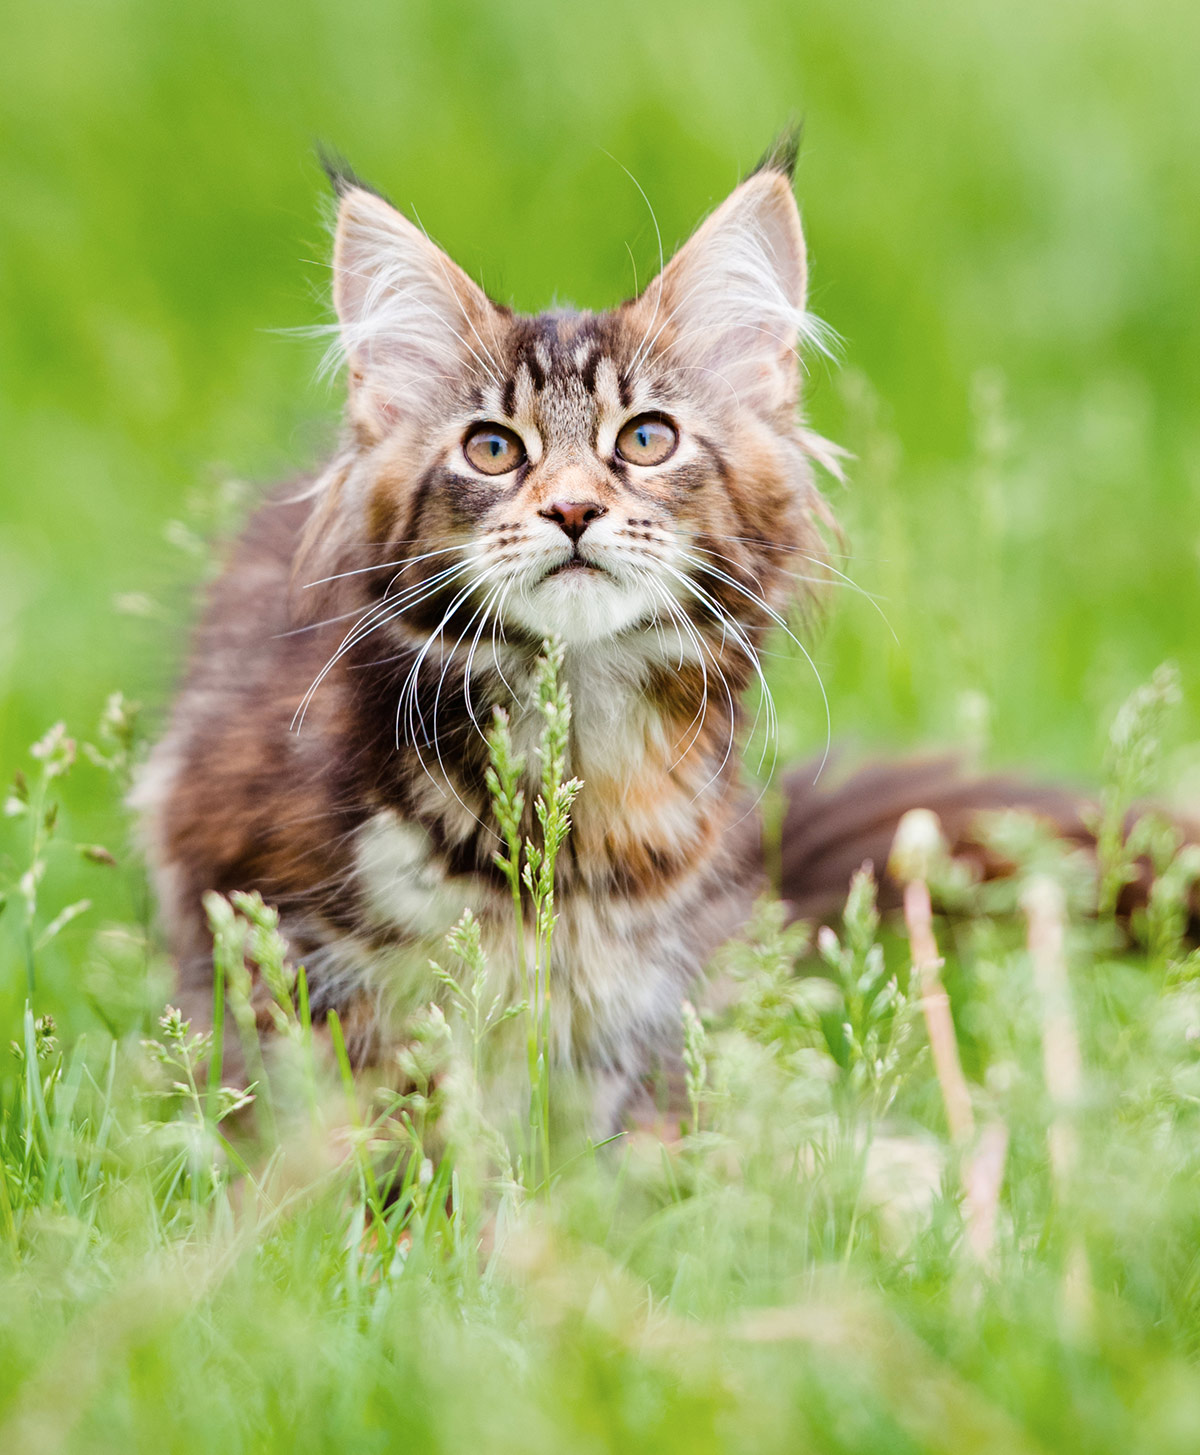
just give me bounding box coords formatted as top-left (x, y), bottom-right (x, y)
top-left (752, 123), bottom-right (803, 183)
top-left (646, 166), bottom-right (814, 416)
top-left (329, 182), bottom-right (500, 440)
top-left (315, 144), bottom-right (392, 204)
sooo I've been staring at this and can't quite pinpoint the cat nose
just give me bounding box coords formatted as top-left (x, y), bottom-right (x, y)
top-left (538, 500), bottom-right (608, 544)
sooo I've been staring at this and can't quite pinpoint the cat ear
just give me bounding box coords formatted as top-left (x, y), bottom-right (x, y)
top-left (645, 165), bottom-right (811, 414)
top-left (330, 179), bottom-right (499, 439)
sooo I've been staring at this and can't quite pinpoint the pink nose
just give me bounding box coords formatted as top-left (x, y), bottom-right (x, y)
top-left (538, 500), bottom-right (607, 544)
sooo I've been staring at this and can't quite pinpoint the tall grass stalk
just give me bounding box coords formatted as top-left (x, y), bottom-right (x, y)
top-left (484, 639), bottom-right (580, 1192)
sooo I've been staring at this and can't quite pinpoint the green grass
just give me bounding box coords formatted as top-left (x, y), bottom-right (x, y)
top-left (2, 0), bottom-right (1200, 1447)
top-left (2, 660), bottom-right (1200, 1454)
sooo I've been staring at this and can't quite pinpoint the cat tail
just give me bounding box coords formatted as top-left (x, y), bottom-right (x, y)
top-left (775, 755), bottom-right (1200, 932)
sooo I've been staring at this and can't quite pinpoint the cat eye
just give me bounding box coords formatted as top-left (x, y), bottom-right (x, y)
top-left (615, 414), bottom-right (678, 467)
top-left (463, 423), bottom-right (525, 476)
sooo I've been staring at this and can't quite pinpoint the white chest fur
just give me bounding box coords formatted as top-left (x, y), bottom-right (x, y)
top-left (353, 808), bottom-right (688, 1074)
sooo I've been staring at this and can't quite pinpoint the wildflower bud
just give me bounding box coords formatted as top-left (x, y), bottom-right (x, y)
top-left (159, 1005), bottom-right (186, 1035)
top-left (816, 925), bottom-right (840, 960)
top-left (888, 808), bottom-right (947, 885)
top-left (31, 723), bottom-right (76, 778)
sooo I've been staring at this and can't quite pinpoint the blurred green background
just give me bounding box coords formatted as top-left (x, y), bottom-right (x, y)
top-left (1, 0), bottom-right (1198, 1007)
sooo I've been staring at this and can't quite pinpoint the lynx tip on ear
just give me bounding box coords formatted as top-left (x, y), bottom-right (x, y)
top-left (314, 142), bottom-right (392, 205)
top-left (752, 123), bottom-right (804, 183)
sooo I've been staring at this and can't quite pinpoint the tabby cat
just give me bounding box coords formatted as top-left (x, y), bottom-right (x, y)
top-left (136, 135), bottom-right (1103, 1128)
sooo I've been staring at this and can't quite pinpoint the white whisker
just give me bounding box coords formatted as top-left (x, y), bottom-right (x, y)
top-left (292, 560), bottom-right (475, 731)
top-left (675, 554), bottom-right (830, 781)
top-left (601, 148), bottom-right (664, 373)
top-left (302, 543), bottom-right (465, 589)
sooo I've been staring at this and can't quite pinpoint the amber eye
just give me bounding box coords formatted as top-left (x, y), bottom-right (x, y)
top-left (463, 423), bottom-right (525, 476)
top-left (615, 414), bottom-right (678, 467)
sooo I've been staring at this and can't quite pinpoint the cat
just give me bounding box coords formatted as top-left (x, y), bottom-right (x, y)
top-left (135, 133), bottom-right (1165, 1130)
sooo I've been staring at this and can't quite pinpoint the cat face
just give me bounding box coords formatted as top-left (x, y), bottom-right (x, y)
top-left (306, 149), bottom-right (839, 656)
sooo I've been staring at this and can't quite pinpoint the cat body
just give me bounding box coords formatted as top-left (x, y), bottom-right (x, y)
top-left (138, 137), bottom-right (841, 1122)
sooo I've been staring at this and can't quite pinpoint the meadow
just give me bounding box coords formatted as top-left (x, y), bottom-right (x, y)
top-left (2, 0), bottom-right (1199, 1448)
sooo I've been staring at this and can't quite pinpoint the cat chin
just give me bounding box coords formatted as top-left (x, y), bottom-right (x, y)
top-left (504, 571), bottom-right (655, 645)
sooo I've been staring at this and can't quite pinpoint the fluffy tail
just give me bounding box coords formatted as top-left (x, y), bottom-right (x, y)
top-left (777, 756), bottom-right (1199, 930)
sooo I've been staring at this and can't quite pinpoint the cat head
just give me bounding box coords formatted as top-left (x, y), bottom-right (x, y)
top-left (301, 135), bottom-right (840, 656)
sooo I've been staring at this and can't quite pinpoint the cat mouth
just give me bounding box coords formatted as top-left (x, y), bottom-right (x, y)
top-left (543, 554), bottom-right (607, 580)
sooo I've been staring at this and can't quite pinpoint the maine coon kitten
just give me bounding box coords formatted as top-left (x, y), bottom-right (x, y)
top-left (137, 136), bottom-right (1149, 1128)
top-left (137, 134), bottom-right (837, 1121)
